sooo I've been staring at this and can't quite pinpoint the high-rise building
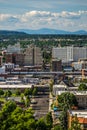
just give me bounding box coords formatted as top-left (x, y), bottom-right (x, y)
top-left (5, 44), bottom-right (43, 66)
top-left (15, 53), bottom-right (24, 66)
top-left (5, 53), bottom-right (24, 66)
top-left (52, 46), bottom-right (87, 63)
top-left (24, 45), bottom-right (43, 66)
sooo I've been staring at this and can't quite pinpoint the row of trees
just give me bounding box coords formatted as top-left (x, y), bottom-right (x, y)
top-left (0, 87), bottom-right (38, 108)
top-left (0, 87), bottom-right (38, 97)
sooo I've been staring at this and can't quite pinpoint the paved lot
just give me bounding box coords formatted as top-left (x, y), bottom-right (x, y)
top-left (31, 94), bottom-right (49, 119)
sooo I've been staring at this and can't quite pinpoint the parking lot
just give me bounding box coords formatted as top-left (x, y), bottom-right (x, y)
top-left (31, 88), bottom-right (49, 119)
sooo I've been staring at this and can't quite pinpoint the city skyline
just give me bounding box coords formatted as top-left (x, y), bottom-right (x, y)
top-left (0, 0), bottom-right (87, 31)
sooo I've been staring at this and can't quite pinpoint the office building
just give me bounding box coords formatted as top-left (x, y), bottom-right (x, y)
top-left (24, 45), bottom-right (43, 66)
top-left (52, 46), bottom-right (87, 63)
top-left (15, 53), bottom-right (24, 66)
top-left (5, 53), bottom-right (24, 66)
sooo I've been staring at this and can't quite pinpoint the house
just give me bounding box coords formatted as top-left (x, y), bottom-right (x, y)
top-left (53, 80), bottom-right (78, 95)
top-left (68, 110), bottom-right (87, 130)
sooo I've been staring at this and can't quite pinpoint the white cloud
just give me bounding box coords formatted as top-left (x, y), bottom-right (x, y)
top-left (0, 10), bottom-right (87, 31)
top-left (19, 10), bottom-right (87, 22)
top-left (0, 14), bottom-right (10, 21)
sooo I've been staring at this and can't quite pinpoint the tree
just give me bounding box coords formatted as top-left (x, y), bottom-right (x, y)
top-left (46, 112), bottom-right (53, 130)
top-left (59, 111), bottom-right (68, 130)
top-left (49, 79), bottom-right (54, 92)
top-left (69, 114), bottom-right (81, 130)
top-left (57, 92), bottom-right (78, 130)
top-left (78, 83), bottom-right (87, 91)
top-left (15, 89), bottom-right (21, 96)
top-left (36, 117), bottom-right (47, 130)
top-left (53, 125), bottom-right (63, 130)
top-left (24, 88), bottom-right (32, 96)
top-left (32, 87), bottom-right (38, 96)
top-left (25, 96), bottom-right (31, 107)
top-left (43, 50), bottom-right (52, 64)
top-left (42, 60), bottom-right (46, 71)
top-left (25, 119), bottom-right (36, 130)
top-left (0, 101), bottom-right (36, 130)
top-left (57, 92), bottom-right (78, 110)
top-left (2, 101), bottom-right (16, 114)
top-left (4, 90), bottom-right (12, 97)
top-left (0, 89), bottom-right (4, 97)
top-left (20, 94), bottom-right (25, 104)
top-left (0, 101), bottom-right (54, 130)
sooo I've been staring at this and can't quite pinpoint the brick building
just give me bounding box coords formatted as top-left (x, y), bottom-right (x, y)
top-left (52, 59), bottom-right (62, 71)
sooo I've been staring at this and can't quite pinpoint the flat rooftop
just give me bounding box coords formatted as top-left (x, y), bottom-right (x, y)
top-left (69, 110), bottom-right (87, 118)
top-left (0, 84), bottom-right (32, 89)
top-left (56, 91), bottom-right (87, 95)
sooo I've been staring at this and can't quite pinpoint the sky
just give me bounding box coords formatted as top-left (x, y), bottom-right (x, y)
top-left (0, 0), bottom-right (87, 31)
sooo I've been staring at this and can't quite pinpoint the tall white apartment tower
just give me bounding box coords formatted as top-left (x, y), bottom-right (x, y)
top-left (52, 46), bottom-right (87, 63)
top-left (52, 47), bottom-right (67, 62)
top-left (73, 47), bottom-right (87, 61)
top-left (67, 46), bottom-right (73, 62)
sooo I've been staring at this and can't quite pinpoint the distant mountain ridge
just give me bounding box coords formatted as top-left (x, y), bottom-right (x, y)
top-left (17, 28), bottom-right (87, 35)
top-left (0, 30), bottom-right (26, 35)
top-left (0, 29), bottom-right (87, 35)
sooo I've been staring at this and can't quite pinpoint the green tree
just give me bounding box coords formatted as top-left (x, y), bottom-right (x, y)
top-left (20, 94), bottom-right (25, 104)
top-left (4, 90), bottom-right (12, 97)
top-left (2, 101), bottom-right (16, 114)
top-left (25, 119), bottom-right (36, 130)
top-left (59, 111), bottom-right (68, 130)
top-left (78, 83), bottom-right (87, 91)
top-left (32, 87), bottom-right (38, 96)
top-left (0, 89), bottom-right (4, 97)
top-left (49, 79), bottom-right (54, 92)
top-left (46, 112), bottom-right (53, 130)
top-left (0, 101), bottom-right (36, 130)
top-left (24, 88), bottom-right (33, 96)
top-left (25, 96), bottom-right (31, 107)
top-left (36, 117), bottom-right (47, 130)
top-left (69, 114), bottom-right (81, 130)
top-left (15, 89), bottom-right (21, 96)
top-left (57, 92), bottom-right (78, 110)
top-left (53, 125), bottom-right (63, 130)
top-left (57, 92), bottom-right (78, 130)
top-left (43, 50), bottom-right (52, 63)
top-left (42, 60), bottom-right (46, 71)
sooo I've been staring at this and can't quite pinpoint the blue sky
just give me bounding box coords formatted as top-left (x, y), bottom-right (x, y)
top-left (0, 0), bottom-right (87, 31)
